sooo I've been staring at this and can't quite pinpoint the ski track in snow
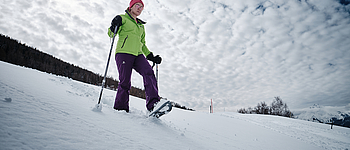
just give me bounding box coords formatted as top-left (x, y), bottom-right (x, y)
top-left (1, 61), bottom-right (350, 150)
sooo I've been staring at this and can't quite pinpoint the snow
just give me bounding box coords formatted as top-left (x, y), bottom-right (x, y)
top-left (1, 61), bottom-right (349, 150)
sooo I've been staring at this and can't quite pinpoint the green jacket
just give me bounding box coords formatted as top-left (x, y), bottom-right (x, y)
top-left (108, 10), bottom-right (151, 57)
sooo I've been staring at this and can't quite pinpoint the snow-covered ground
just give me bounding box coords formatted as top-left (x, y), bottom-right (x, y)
top-left (1, 61), bottom-right (349, 150)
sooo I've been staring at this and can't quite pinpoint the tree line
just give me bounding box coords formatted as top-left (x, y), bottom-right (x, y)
top-left (238, 96), bottom-right (294, 118)
top-left (0, 34), bottom-right (146, 99)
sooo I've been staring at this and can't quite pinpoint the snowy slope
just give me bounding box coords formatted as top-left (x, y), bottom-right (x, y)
top-left (0, 61), bottom-right (349, 150)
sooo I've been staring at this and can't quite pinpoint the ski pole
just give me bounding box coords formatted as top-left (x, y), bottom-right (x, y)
top-left (97, 26), bottom-right (118, 105)
top-left (152, 63), bottom-right (159, 87)
top-left (156, 64), bottom-right (158, 85)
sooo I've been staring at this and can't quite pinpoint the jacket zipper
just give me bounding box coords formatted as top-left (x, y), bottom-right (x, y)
top-left (121, 35), bottom-right (128, 48)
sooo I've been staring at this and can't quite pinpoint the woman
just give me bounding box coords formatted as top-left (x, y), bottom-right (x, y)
top-left (108, 0), bottom-right (162, 113)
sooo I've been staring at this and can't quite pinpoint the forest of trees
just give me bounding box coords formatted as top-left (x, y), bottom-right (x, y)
top-left (238, 96), bottom-right (294, 118)
top-left (0, 34), bottom-right (146, 99)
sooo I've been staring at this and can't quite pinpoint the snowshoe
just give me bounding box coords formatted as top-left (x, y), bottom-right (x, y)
top-left (149, 99), bottom-right (173, 118)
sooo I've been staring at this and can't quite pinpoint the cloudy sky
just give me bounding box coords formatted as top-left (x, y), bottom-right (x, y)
top-left (1, 0), bottom-right (349, 112)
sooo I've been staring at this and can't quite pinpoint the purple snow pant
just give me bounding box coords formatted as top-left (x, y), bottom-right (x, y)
top-left (114, 53), bottom-right (160, 112)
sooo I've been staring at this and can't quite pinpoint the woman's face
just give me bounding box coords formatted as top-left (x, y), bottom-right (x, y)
top-left (130, 3), bottom-right (144, 17)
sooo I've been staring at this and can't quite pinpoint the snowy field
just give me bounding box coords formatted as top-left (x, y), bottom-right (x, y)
top-left (0, 61), bottom-right (349, 150)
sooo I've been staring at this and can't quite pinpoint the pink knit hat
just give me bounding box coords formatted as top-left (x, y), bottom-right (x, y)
top-left (129, 0), bottom-right (144, 8)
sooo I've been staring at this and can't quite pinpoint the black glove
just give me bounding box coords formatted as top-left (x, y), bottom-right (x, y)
top-left (110, 15), bottom-right (122, 33)
top-left (147, 53), bottom-right (162, 64)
